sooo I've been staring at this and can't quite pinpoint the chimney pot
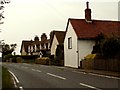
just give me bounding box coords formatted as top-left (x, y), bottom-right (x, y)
top-left (85, 2), bottom-right (92, 22)
top-left (86, 1), bottom-right (89, 9)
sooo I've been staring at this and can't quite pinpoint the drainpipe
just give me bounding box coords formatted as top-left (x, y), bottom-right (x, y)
top-left (77, 39), bottom-right (80, 69)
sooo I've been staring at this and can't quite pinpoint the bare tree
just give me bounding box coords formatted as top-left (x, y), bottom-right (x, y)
top-left (0, 0), bottom-right (10, 54)
top-left (0, 0), bottom-right (10, 25)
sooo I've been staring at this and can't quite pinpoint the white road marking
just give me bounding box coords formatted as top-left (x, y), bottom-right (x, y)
top-left (47, 73), bottom-right (66, 80)
top-left (89, 73), bottom-right (120, 80)
top-left (21, 66), bottom-right (28, 69)
top-left (8, 70), bottom-right (19, 83)
top-left (73, 70), bottom-right (120, 80)
top-left (80, 83), bottom-right (101, 90)
top-left (22, 63), bottom-right (31, 66)
top-left (19, 86), bottom-right (24, 90)
top-left (36, 70), bottom-right (42, 72)
top-left (14, 65), bottom-right (17, 67)
top-left (31, 68), bottom-right (36, 71)
top-left (73, 71), bottom-right (87, 74)
top-left (11, 75), bottom-right (17, 88)
top-left (32, 68), bottom-right (42, 72)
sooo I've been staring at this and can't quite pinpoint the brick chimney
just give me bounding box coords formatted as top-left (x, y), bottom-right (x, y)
top-left (41, 33), bottom-right (47, 42)
top-left (34, 35), bottom-right (39, 41)
top-left (85, 2), bottom-right (92, 23)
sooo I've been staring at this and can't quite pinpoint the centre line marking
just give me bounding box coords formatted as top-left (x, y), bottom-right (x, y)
top-left (47, 73), bottom-right (66, 80)
top-left (31, 69), bottom-right (36, 71)
top-left (80, 83), bottom-right (101, 90)
top-left (36, 70), bottom-right (42, 72)
top-left (31, 69), bottom-right (42, 72)
top-left (21, 66), bottom-right (28, 69)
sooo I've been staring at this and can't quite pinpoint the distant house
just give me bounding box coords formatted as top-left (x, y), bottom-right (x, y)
top-left (20, 33), bottom-right (50, 57)
top-left (64, 2), bottom-right (120, 68)
top-left (50, 31), bottom-right (65, 56)
top-left (49, 31), bottom-right (65, 65)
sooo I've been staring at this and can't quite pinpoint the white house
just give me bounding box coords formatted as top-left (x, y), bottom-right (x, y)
top-left (64, 2), bottom-right (120, 68)
top-left (50, 31), bottom-right (65, 56)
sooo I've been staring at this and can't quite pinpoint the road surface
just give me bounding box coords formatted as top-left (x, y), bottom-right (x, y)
top-left (2, 63), bottom-right (120, 89)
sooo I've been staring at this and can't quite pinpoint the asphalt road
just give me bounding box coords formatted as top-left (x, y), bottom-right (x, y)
top-left (2, 62), bottom-right (120, 89)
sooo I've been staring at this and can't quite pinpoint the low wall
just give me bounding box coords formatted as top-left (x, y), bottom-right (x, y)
top-left (82, 59), bottom-right (120, 72)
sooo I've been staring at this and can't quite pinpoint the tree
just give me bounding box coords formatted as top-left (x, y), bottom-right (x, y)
top-left (92, 35), bottom-right (120, 58)
top-left (92, 33), bottom-right (104, 54)
top-left (101, 38), bottom-right (120, 58)
top-left (55, 44), bottom-right (64, 65)
top-left (2, 43), bottom-right (17, 60)
top-left (0, 0), bottom-right (10, 25)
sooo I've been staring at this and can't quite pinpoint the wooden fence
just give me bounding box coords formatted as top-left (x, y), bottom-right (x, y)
top-left (82, 59), bottom-right (120, 72)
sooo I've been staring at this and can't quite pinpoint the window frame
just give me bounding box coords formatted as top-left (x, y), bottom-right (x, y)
top-left (68, 37), bottom-right (72, 49)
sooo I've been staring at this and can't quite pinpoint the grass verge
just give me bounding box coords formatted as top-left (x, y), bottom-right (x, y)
top-left (2, 66), bottom-right (14, 89)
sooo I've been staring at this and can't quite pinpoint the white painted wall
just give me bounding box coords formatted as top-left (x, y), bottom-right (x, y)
top-left (51, 35), bottom-right (59, 55)
top-left (21, 45), bottom-right (27, 55)
top-left (64, 22), bottom-right (78, 68)
top-left (77, 40), bottom-right (95, 66)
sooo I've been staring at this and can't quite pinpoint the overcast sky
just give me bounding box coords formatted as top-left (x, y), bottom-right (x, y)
top-left (0, 0), bottom-right (120, 55)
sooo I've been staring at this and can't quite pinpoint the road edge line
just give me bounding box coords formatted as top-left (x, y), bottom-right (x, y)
top-left (8, 70), bottom-right (19, 83)
top-left (8, 70), bottom-right (24, 90)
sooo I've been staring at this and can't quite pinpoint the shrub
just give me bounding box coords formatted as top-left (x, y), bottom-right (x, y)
top-left (84, 54), bottom-right (96, 60)
top-left (16, 57), bottom-right (23, 63)
top-left (82, 54), bottom-right (96, 69)
top-left (35, 57), bottom-right (50, 65)
top-left (93, 36), bottom-right (120, 59)
top-left (3, 54), bottom-right (13, 62)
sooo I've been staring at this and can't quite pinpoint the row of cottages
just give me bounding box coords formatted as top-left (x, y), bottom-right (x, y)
top-left (20, 33), bottom-right (50, 57)
top-left (64, 2), bottom-right (120, 68)
top-left (20, 2), bottom-right (120, 68)
top-left (20, 31), bottom-right (65, 58)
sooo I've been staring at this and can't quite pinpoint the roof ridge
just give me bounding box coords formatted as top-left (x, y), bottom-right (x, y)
top-left (69, 18), bottom-right (120, 23)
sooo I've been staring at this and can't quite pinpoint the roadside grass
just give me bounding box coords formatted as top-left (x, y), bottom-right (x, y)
top-left (2, 66), bottom-right (14, 89)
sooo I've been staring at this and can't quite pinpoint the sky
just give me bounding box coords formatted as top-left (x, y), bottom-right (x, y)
top-left (0, 0), bottom-right (120, 55)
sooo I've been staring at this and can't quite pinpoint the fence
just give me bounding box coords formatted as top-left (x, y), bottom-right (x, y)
top-left (82, 59), bottom-right (120, 72)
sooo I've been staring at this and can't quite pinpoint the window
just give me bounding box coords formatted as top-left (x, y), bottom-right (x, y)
top-left (41, 44), bottom-right (44, 49)
top-left (33, 45), bottom-right (35, 52)
top-left (36, 44), bottom-right (40, 51)
top-left (68, 37), bottom-right (72, 49)
top-left (46, 43), bottom-right (48, 49)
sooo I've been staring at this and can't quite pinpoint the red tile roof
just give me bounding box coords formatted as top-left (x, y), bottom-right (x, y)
top-left (68, 19), bottom-right (120, 39)
top-left (50, 31), bottom-right (65, 48)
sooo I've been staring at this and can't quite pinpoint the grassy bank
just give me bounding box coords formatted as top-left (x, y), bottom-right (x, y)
top-left (2, 66), bottom-right (14, 89)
